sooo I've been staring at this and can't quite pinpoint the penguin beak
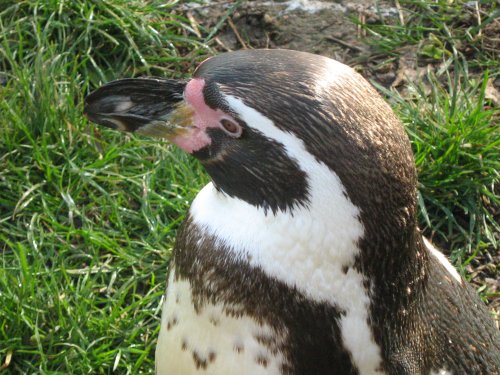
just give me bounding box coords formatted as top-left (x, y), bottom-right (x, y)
top-left (84, 78), bottom-right (194, 139)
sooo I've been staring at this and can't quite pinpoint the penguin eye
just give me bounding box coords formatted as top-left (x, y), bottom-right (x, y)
top-left (220, 119), bottom-right (242, 138)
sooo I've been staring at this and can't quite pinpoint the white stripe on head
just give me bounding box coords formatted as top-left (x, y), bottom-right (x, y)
top-left (189, 95), bottom-right (385, 374)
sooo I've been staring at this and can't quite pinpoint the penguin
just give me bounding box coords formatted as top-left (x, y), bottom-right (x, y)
top-left (84, 49), bottom-right (499, 375)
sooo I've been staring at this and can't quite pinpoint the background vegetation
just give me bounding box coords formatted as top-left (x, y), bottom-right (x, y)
top-left (0, 0), bottom-right (498, 373)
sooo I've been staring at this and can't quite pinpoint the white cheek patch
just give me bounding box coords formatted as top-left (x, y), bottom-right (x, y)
top-left (156, 271), bottom-right (289, 375)
top-left (189, 96), bottom-right (385, 374)
top-left (423, 237), bottom-right (462, 284)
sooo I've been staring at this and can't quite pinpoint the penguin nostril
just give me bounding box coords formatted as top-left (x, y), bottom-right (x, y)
top-left (220, 119), bottom-right (242, 137)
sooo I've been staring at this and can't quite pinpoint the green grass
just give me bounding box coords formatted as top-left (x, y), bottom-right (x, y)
top-left (361, 0), bottom-right (499, 70)
top-left (0, 0), bottom-right (498, 373)
top-left (0, 0), bottom-right (209, 83)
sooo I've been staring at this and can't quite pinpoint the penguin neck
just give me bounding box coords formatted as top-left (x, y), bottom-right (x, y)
top-left (189, 180), bottom-right (427, 313)
top-left (369, 226), bottom-right (429, 310)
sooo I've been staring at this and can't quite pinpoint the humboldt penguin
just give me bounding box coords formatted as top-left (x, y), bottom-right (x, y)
top-left (84, 49), bottom-right (499, 375)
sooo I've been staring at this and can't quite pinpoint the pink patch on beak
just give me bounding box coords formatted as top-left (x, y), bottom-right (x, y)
top-left (171, 78), bottom-right (228, 154)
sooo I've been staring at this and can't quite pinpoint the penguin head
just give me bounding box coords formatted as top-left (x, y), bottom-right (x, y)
top-left (85, 49), bottom-right (416, 222)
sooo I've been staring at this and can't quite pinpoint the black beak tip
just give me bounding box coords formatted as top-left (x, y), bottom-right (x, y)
top-left (83, 102), bottom-right (116, 131)
top-left (83, 88), bottom-right (119, 130)
top-left (82, 102), bottom-right (98, 124)
top-left (82, 77), bottom-right (188, 134)
top-left (83, 90), bottom-right (98, 117)
top-left (83, 88), bottom-right (102, 114)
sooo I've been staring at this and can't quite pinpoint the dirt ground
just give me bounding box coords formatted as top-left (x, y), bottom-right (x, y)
top-left (179, 0), bottom-right (499, 315)
top-left (180, 0), bottom-right (499, 94)
top-left (181, 0), bottom-right (417, 86)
